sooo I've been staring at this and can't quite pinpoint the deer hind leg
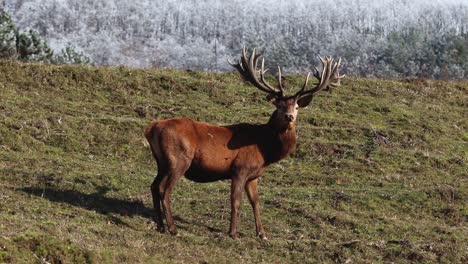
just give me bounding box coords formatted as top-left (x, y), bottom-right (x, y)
top-left (151, 173), bottom-right (166, 233)
top-left (148, 131), bottom-right (169, 233)
top-left (160, 158), bottom-right (191, 235)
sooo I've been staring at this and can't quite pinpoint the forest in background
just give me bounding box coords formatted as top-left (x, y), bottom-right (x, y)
top-left (2, 0), bottom-right (468, 79)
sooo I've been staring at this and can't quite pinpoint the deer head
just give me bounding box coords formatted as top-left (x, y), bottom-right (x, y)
top-left (229, 47), bottom-right (345, 130)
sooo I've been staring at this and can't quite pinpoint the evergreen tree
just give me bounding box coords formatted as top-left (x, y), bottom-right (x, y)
top-left (0, 11), bottom-right (16, 58)
top-left (15, 29), bottom-right (53, 62)
top-left (1, 11), bottom-right (90, 65)
top-left (2, 0), bottom-right (468, 78)
top-left (53, 43), bottom-right (91, 65)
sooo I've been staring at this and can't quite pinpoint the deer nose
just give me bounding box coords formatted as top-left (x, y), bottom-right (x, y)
top-left (285, 114), bottom-right (294, 122)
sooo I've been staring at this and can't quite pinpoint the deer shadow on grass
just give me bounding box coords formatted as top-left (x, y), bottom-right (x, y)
top-left (19, 186), bottom-right (152, 227)
top-left (18, 186), bottom-right (223, 233)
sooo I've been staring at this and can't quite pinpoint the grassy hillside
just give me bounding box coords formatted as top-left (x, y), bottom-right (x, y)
top-left (0, 60), bottom-right (466, 263)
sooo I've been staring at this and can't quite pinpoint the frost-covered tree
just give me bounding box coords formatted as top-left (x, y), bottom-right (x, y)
top-left (0, 10), bottom-right (16, 58)
top-left (3, 0), bottom-right (468, 78)
top-left (15, 29), bottom-right (53, 62)
top-left (1, 11), bottom-right (92, 64)
top-left (0, 11), bottom-right (53, 62)
top-left (53, 43), bottom-right (91, 65)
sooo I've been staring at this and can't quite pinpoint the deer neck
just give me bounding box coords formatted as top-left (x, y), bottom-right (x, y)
top-left (265, 110), bottom-right (297, 164)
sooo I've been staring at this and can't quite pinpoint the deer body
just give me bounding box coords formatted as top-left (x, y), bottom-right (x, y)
top-left (146, 115), bottom-right (298, 179)
top-left (146, 48), bottom-right (344, 239)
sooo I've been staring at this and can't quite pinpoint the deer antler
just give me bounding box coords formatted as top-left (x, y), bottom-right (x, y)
top-left (228, 47), bottom-right (284, 98)
top-left (294, 56), bottom-right (345, 99)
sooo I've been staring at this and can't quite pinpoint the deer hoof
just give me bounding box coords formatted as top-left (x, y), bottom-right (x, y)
top-left (258, 233), bottom-right (268, 240)
top-left (168, 227), bottom-right (178, 235)
top-left (230, 233), bottom-right (239, 240)
top-left (154, 223), bottom-right (165, 233)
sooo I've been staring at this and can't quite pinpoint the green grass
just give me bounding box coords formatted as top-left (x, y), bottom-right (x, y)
top-left (0, 60), bottom-right (466, 263)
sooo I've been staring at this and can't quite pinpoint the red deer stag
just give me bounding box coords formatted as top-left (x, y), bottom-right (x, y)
top-left (145, 47), bottom-right (344, 239)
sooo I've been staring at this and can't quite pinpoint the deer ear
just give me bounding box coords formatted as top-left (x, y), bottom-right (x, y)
top-left (297, 94), bottom-right (313, 108)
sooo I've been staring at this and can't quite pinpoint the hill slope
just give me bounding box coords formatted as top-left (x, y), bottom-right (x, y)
top-left (0, 60), bottom-right (466, 263)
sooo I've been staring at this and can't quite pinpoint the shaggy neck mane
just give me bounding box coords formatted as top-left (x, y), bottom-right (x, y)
top-left (264, 110), bottom-right (297, 164)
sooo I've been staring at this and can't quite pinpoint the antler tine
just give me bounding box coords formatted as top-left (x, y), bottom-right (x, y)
top-left (335, 58), bottom-right (346, 79)
top-left (319, 56), bottom-right (330, 88)
top-left (277, 66), bottom-right (284, 95)
top-left (328, 57), bottom-right (345, 89)
top-left (229, 47), bottom-right (283, 97)
top-left (260, 59), bottom-right (283, 95)
top-left (249, 47), bottom-right (257, 75)
top-left (227, 46), bottom-right (247, 71)
top-left (312, 65), bottom-right (320, 80)
top-left (251, 49), bottom-right (271, 88)
top-left (258, 57), bottom-right (282, 94)
top-left (295, 55), bottom-right (344, 99)
top-left (258, 57), bottom-right (282, 95)
top-left (253, 53), bottom-right (262, 74)
top-left (292, 72), bottom-right (311, 98)
top-left (324, 57), bottom-right (334, 90)
top-left (260, 58), bottom-right (268, 83)
top-left (303, 72), bottom-right (311, 90)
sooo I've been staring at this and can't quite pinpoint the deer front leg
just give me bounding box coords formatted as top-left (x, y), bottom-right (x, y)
top-left (245, 179), bottom-right (267, 240)
top-left (229, 176), bottom-right (246, 239)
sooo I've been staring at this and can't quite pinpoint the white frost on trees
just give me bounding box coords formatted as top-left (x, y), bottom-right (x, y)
top-left (3, 0), bottom-right (468, 78)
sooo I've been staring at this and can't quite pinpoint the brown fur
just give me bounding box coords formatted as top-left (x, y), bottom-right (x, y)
top-left (145, 48), bottom-right (344, 239)
top-left (145, 102), bottom-right (299, 239)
